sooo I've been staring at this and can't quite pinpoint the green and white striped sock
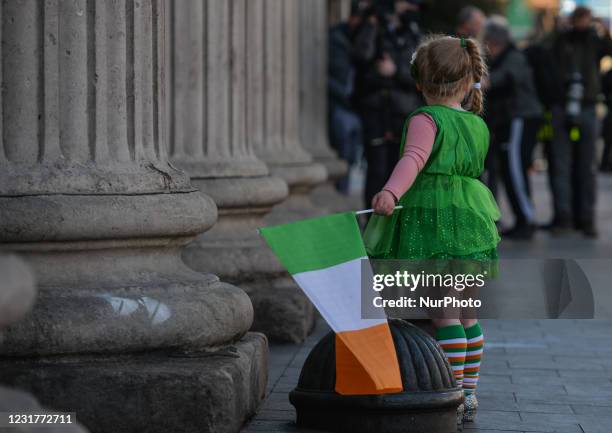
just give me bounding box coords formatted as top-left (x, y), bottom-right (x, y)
top-left (463, 323), bottom-right (484, 395)
top-left (436, 325), bottom-right (467, 387)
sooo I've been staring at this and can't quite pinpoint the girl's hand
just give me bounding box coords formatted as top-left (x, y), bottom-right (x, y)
top-left (372, 190), bottom-right (396, 216)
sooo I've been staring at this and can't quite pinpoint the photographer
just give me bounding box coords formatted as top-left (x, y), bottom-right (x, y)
top-left (352, 0), bottom-right (422, 207)
top-left (549, 6), bottom-right (612, 237)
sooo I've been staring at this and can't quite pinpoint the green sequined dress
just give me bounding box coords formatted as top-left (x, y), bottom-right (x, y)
top-left (364, 105), bottom-right (501, 270)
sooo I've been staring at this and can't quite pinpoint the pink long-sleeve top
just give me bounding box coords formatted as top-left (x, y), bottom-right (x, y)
top-left (383, 113), bottom-right (437, 201)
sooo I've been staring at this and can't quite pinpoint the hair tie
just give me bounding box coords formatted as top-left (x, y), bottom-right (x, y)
top-left (473, 82), bottom-right (481, 89)
top-left (460, 37), bottom-right (467, 48)
top-left (409, 52), bottom-right (418, 80)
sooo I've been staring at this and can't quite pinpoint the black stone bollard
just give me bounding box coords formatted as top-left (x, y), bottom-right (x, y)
top-left (289, 319), bottom-right (463, 433)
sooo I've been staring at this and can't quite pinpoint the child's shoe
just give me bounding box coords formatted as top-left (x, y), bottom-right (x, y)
top-left (463, 394), bottom-right (478, 422)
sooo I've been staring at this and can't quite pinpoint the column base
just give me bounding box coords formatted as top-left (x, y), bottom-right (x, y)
top-left (182, 175), bottom-right (288, 282)
top-left (316, 157), bottom-right (348, 182)
top-left (310, 182), bottom-right (361, 214)
top-left (268, 162), bottom-right (327, 194)
top-left (0, 333), bottom-right (268, 433)
top-left (264, 192), bottom-right (324, 225)
top-left (245, 278), bottom-right (316, 343)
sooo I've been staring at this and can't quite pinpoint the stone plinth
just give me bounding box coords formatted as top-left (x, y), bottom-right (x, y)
top-left (0, 2), bottom-right (266, 432)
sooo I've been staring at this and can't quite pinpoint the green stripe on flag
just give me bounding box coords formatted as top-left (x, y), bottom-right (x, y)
top-left (259, 212), bottom-right (366, 275)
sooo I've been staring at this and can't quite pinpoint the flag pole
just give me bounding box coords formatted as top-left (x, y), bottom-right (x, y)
top-left (256, 206), bottom-right (404, 234)
top-left (355, 206), bottom-right (403, 216)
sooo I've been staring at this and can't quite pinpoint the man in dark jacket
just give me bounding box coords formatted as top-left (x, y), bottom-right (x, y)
top-left (600, 69), bottom-right (612, 172)
top-left (523, 33), bottom-right (570, 236)
top-left (352, 0), bottom-right (422, 207)
top-left (484, 17), bottom-right (543, 240)
top-left (549, 6), bottom-right (612, 237)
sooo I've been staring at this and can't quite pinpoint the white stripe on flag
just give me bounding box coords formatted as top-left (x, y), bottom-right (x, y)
top-left (292, 257), bottom-right (386, 333)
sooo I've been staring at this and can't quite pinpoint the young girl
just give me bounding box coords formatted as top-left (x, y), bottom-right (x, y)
top-left (368, 36), bottom-right (500, 423)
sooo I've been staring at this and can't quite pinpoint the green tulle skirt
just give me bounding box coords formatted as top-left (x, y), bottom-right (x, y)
top-left (364, 173), bottom-right (500, 276)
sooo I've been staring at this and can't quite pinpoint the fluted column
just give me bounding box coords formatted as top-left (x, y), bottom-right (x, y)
top-left (167, 0), bottom-right (314, 343)
top-left (253, 0), bottom-right (326, 341)
top-left (168, 0), bottom-right (288, 283)
top-left (254, 0), bottom-right (327, 199)
top-left (328, 0), bottom-right (353, 24)
top-left (0, 2), bottom-right (266, 432)
top-left (299, 0), bottom-right (348, 181)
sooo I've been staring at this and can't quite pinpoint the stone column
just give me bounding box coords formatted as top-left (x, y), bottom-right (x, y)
top-left (167, 0), bottom-right (288, 283)
top-left (328, 0), bottom-right (352, 25)
top-left (167, 0), bottom-right (315, 343)
top-left (299, 0), bottom-right (348, 181)
top-left (0, 2), bottom-right (266, 432)
top-left (299, 0), bottom-right (356, 213)
top-left (257, 0), bottom-right (328, 222)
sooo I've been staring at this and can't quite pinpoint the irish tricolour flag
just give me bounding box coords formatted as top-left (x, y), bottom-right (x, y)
top-left (260, 212), bottom-right (403, 395)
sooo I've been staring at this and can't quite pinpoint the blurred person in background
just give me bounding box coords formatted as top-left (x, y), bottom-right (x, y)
top-left (483, 16), bottom-right (543, 240)
top-left (549, 6), bottom-right (612, 237)
top-left (456, 6), bottom-right (486, 39)
top-left (522, 11), bottom-right (569, 235)
top-left (601, 68), bottom-right (612, 172)
top-left (328, 1), bottom-right (371, 194)
top-left (352, 0), bottom-right (423, 207)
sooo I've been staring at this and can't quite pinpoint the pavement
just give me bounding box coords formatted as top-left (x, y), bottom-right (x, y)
top-left (242, 173), bottom-right (612, 433)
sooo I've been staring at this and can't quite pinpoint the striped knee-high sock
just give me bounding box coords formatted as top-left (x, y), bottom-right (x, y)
top-left (463, 323), bottom-right (484, 395)
top-left (436, 325), bottom-right (467, 387)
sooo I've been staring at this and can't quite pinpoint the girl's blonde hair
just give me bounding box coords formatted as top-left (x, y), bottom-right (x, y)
top-left (411, 35), bottom-right (487, 114)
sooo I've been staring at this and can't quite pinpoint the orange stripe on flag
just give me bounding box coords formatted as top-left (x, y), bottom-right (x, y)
top-left (335, 323), bottom-right (403, 395)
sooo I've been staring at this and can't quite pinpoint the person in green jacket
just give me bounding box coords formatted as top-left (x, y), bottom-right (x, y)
top-left (367, 35), bottom-right (500, 424)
